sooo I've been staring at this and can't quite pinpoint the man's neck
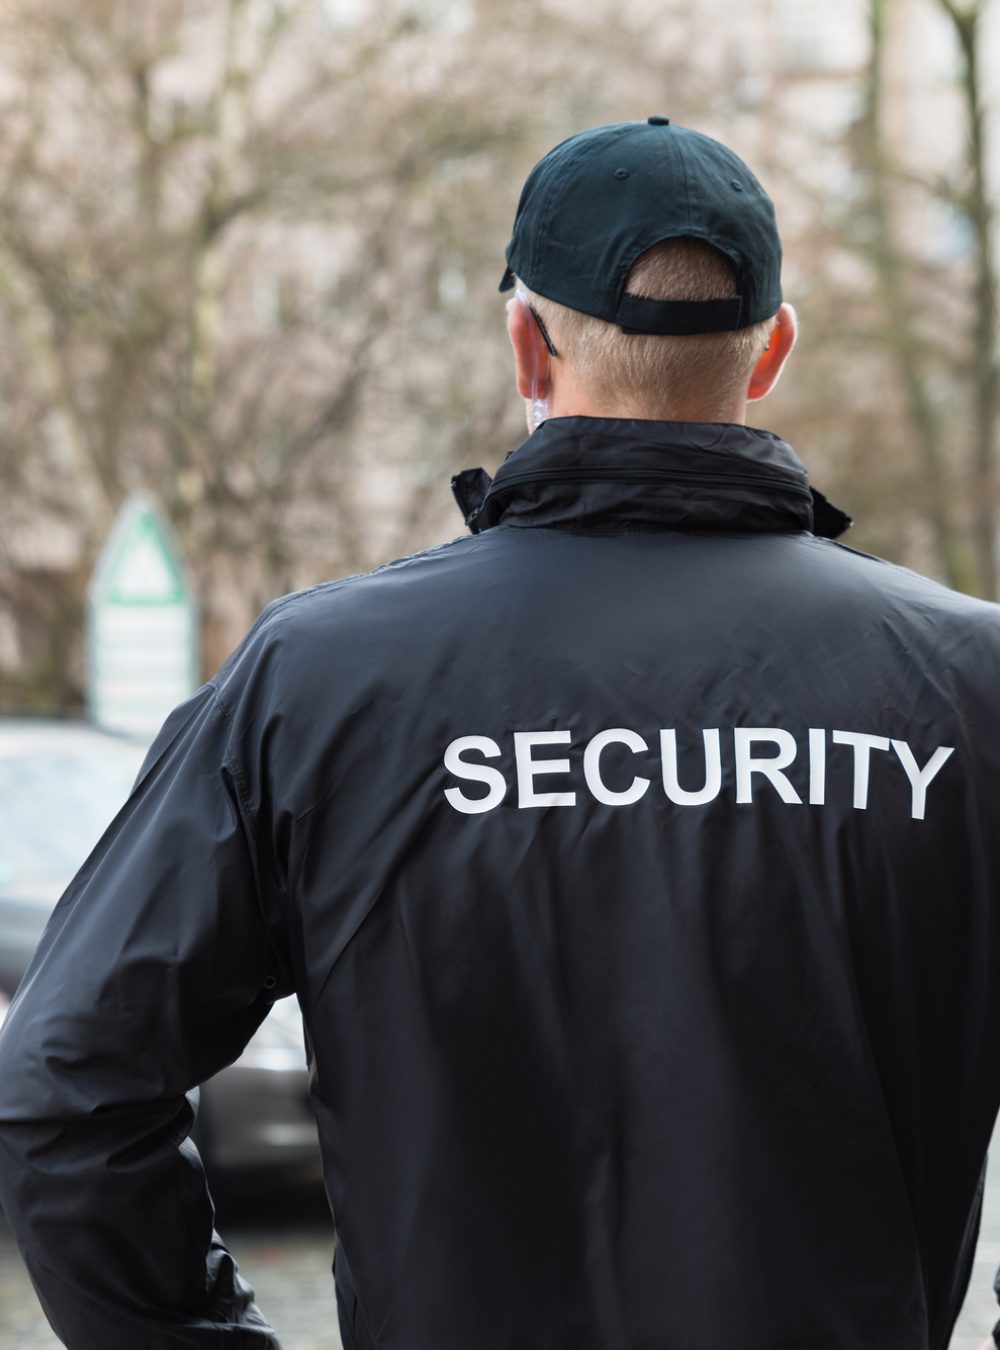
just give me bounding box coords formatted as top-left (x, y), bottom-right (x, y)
top-left (549, 394), bottom-right (748, 425)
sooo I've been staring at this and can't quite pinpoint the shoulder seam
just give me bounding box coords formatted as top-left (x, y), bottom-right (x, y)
top-left (239, 534), bottom-right (477, 632)
top-left (206, 681), bottom-right (258, 833)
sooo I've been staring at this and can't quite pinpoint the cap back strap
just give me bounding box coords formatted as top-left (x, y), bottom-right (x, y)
top-left (615, 293), bottom-right (744, 335)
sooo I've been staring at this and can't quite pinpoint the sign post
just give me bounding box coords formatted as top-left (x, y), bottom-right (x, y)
top-left (87, 493), bottom-right (199, 738)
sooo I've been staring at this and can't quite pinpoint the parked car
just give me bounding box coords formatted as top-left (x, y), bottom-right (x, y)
top-left (0, 719), bottom-right (320, 1180)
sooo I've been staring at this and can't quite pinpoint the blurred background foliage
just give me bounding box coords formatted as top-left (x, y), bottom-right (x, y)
top-left (0, 0), bottom-right (996, 710)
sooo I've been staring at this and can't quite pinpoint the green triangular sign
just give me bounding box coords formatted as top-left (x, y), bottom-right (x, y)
top-left (91, 495), bottom-right (190, 608)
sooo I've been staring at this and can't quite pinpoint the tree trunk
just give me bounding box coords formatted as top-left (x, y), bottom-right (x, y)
top-left (0, 230), bottom-right (112, 543)
top-left (940, 0), bottom-right (999, 599)
top-left (862, 0), bottom-right (976, 593)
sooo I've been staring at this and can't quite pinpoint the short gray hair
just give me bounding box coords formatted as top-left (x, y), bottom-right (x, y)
top-left (519, 237), bottom-right (775, 418)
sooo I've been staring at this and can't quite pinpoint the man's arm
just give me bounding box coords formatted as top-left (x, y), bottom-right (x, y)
top-left (0, 684), bottom-right (290, 1348)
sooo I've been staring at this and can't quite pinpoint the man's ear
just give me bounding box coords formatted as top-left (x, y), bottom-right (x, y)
top-left (747, 302), bottom-right (797, 402)
top-left (506, 295), bottom-right (553, 400)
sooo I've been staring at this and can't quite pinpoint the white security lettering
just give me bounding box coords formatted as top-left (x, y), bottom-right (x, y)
top-left (831, 730), bottom-right (891, 810)
top-left (443, 736), bottom-right (507, 815)
top-left (660, 728), bottom-right (722, 805)
top-left (891, 740), bottom-right (954, 821)
top-left (443, 727), bottom-right (955, 821)
top-left (514, 730), bottom-right (576, 808)
top-left (808, 728), bottom-right (826, 805)
top-left (734, 728), bottom-right (803, 805)
top-left (583, 729), bottom-right (650, 806)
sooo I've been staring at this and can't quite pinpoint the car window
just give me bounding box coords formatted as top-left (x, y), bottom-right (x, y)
top-left (0, 737), bottom-right (146, 891)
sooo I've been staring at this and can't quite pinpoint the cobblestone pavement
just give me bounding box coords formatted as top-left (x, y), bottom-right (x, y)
top-left (3, 1154), bottom-right (1000, 1349)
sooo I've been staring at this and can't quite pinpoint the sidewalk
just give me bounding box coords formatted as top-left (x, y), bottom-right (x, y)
top-left (953, 1141), bottom-right (1000, 1348)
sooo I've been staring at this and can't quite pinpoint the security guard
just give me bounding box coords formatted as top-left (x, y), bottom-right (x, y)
top-left (3, 118), bottom-right (1000, 1350)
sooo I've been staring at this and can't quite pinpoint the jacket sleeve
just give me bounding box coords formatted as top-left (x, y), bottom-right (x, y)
top-left (0, 682), bottom-right (291, 1349)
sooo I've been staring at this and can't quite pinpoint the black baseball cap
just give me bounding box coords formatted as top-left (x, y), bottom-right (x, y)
top-left (499, 117), bottom-right (782, 335)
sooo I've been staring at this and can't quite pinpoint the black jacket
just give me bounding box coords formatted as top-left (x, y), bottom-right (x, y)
top-left (2, 416), bottom-right (999, 1350)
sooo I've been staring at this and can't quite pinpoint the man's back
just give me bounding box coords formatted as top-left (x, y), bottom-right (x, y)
top-left (4, 109), bottom-right (1000, 1349)
top-left (215, 417), bottom-right (1000, 1349)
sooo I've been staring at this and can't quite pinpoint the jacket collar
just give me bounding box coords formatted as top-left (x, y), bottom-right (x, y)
top-left (452, 417), bottom-right (851, 539)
